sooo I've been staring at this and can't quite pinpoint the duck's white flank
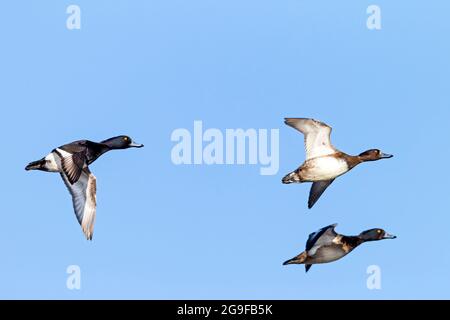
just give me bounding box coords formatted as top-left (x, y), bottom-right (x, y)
top-left (43, 152), bottom-right (60, 172)
top-left (302, 156), bottom-right (348, 181)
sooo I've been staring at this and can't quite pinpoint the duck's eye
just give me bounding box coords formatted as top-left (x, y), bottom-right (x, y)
top-left (123, 137), bottom-right (129, 141)
top-left (377, 230), bottom-right (382, 234)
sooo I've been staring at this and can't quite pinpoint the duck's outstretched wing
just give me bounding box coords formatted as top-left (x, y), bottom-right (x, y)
top-left (308, 179), bottom-right (335, 209)
top-left (306, 224), bottom-right (338, 254)
top-left (60, 167), bottom-right (97, 240)
top-left (284, 118), bottom-right (336, 160)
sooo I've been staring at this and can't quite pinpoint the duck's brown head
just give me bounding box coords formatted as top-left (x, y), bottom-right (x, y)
top-left (358, 149), bottom-right (393, 162)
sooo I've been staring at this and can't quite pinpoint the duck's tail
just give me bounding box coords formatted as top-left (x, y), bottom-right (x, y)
top-left (283, 252), bottom-right (308, 266)
top-left (25, 158), bottom-right (46, 171)
top-left (282, 170), bottom-right (302, 184)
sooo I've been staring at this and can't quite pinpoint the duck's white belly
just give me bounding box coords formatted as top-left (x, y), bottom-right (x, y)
top-left (302, 156), bottom-right (349, 181)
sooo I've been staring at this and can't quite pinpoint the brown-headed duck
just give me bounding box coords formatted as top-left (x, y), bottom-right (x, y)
top-left (282, 118), bottom-right (393, 209)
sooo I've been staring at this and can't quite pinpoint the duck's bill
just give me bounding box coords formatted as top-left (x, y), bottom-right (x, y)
top-left (380, 153), bottom-right (393, 159)
top-left (130, 142), bottom-right (144, 148)
top-left (383, 233), bottom-right (397, 239)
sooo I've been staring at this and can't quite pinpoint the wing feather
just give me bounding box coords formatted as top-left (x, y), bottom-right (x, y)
top-left (306, 224), bottom-right (338, 254)
top-left (60, 168), bottom-right (97, 240)
top-left (284, 118), bottom-right (336, 159)
top-left (54, 148), bottom-right (86, 185)
top-left (308, 179), bottom-right (335, 209)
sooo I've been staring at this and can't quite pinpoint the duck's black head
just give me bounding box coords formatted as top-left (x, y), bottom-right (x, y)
top-left (359, 228), bottom-right (397, 242)
top-left (358, 149), bottom-right (393, 162)
top-left (101, 136), bottom-right (144, 150)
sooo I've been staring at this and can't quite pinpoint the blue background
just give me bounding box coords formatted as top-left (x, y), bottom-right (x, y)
top-left (1, 1), bottom-right (448, 299)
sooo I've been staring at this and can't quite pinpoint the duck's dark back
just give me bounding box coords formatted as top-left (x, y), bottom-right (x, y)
top-left (57, 140), bottom-right (109, 165)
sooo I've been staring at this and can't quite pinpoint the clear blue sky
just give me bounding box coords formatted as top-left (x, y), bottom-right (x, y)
top-left (1, 1), bottom-right (449, 299)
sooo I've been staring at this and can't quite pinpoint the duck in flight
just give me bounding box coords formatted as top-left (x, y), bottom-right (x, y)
top-left (283, 224), bottom-right (396, 272)
top-left (25, 135), bottom-right (143, 240)
top-left (282, 118), bottom-right (393, 209)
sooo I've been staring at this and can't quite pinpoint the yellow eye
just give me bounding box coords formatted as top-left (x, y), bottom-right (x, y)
top-left (377, 230), bottom-right (382, 234)
top-left (123, 137), bottom-right (128, 141)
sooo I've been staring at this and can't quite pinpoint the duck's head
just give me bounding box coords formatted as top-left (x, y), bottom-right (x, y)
top-left (358, 149), bottom-right (393, 162)
top-left (359, 228), bottom-right (397, 242)
top-left (101, 136), bottom-right (144, 150)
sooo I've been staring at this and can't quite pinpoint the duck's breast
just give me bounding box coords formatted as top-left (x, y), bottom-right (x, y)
top-left (301, 156), bottom-right (349, 181)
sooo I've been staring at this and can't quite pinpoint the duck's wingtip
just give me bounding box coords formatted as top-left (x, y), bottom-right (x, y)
top-left (82, 229), bottom-right (94, 241)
